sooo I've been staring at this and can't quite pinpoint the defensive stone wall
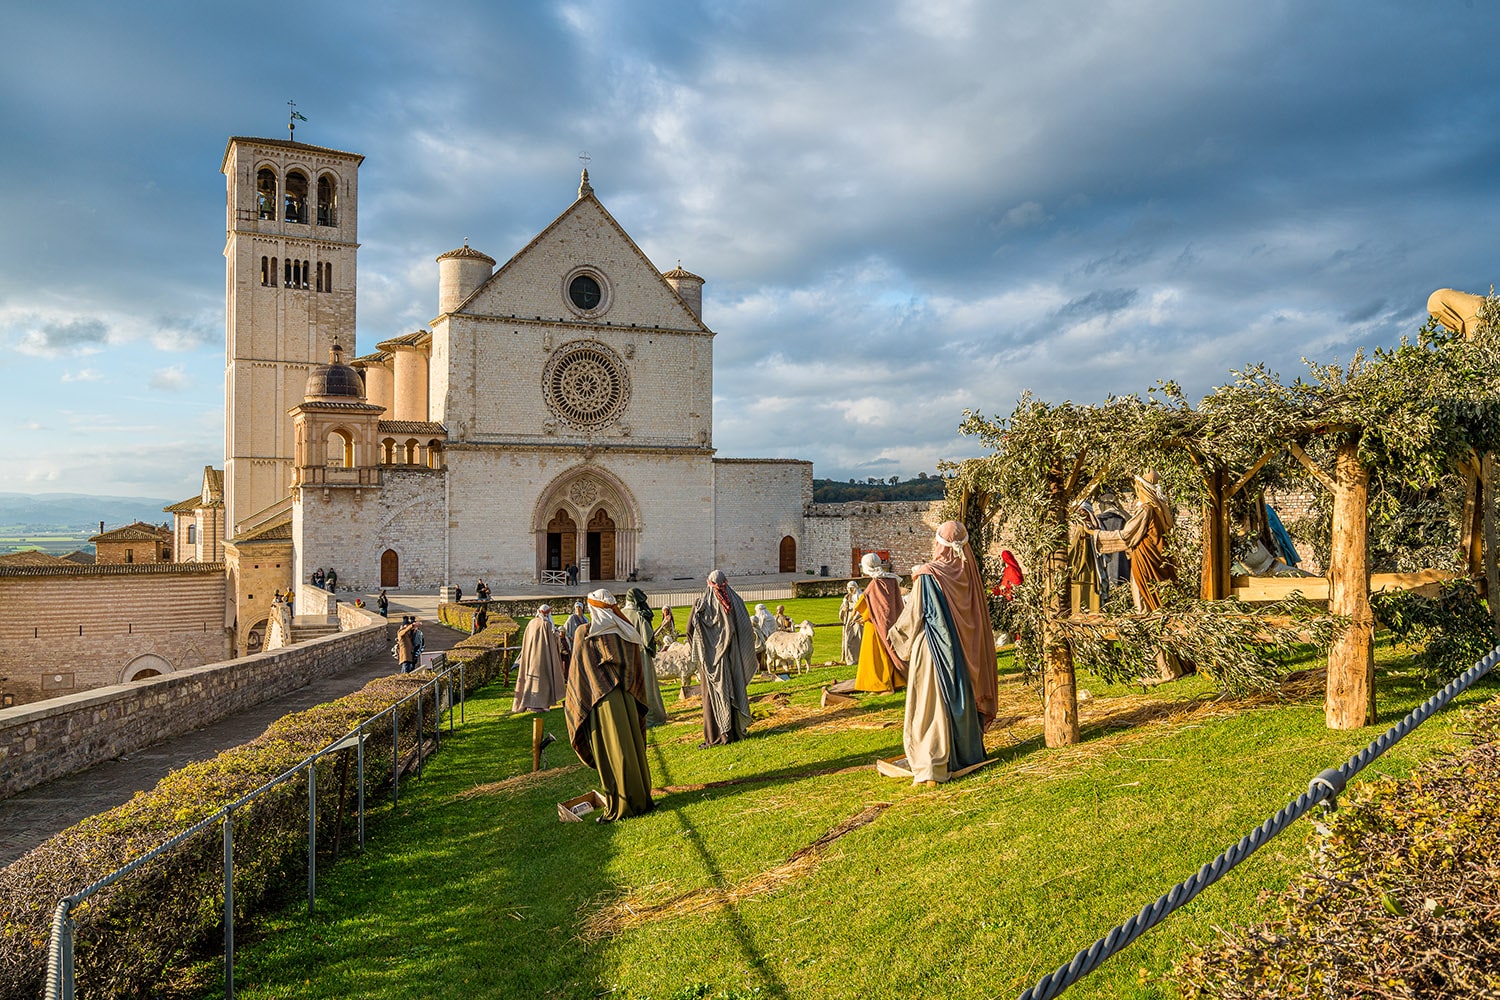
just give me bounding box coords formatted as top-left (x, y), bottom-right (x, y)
top-left (0, 563), bottom-right (232, 707)
top-left (805, 500), bottom-right (948, 576)
top-left (0, 605), bottom-right (388, 800)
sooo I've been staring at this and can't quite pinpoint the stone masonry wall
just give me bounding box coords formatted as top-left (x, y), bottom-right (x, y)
top-left (713, 459), bottom-right (813, 577)
top-left (0, 607), bottom-right (388, 800)
top-left (0, 565), bottom-right (231, 707)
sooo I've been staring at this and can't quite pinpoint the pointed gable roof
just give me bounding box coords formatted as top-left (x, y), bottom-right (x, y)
top-left (450, 178), bottom-right (711, 334)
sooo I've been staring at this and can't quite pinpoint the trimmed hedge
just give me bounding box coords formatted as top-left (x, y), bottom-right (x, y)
top-left (1176, 695), bottom-right (1500, 998)
top-left (0, 622), bottom-right (517, 1000)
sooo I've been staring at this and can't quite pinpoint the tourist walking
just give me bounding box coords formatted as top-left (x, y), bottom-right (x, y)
top-left (472, 604), bottom-right (488, 634)
top-left (888, 521), bottom-right (995, 785)
top-left (564, 590), bottom-right (655, 821)
top-left (687, 571), bottom-right (756, 747)
top-left (377, 590), bottom-right (389, 617)
top-left (395, 616), bottom-right (418, 673)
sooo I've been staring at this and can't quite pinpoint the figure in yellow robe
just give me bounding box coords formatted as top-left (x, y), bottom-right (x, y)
top-left (852, 552), bottom-right (907, 693)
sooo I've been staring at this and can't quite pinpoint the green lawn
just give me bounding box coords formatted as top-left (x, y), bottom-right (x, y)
top-left (213, 597), bottom-right (1499, 1000)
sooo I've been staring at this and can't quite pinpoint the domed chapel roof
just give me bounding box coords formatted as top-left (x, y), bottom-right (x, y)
top-left (304, 344), bottom-right (365, 400)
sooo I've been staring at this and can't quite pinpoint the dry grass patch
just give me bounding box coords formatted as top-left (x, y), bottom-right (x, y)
top-left (453, 763), bottom-right (586, 800)
top-left (579, 802), bottom-right (892, 940)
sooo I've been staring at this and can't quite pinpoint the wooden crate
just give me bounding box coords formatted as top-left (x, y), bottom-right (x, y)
top-left (558, 790), bottom-right (606, 822)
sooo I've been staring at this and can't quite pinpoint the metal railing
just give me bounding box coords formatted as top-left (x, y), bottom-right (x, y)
top-left (1016, 643), bottom-right (1500, 1000)
top-left (43, 646), bottom-right (514, 1000)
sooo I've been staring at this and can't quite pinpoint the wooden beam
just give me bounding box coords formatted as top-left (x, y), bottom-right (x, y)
top-left (1229, 569), bottom-right (1456, 603)
top-left (1227, 448), bottom-right (1279, 499)
top-left (1287, 442), bottom-right (1336, 493)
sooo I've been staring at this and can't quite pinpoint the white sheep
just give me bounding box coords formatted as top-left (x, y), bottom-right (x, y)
top-left (763, 621), bottom-right (816, 674)
top-left (653, 640), bottom-right (701, 697)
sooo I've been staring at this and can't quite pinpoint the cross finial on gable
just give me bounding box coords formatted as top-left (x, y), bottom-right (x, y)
top-left (578, 151), bottom-right (594, 198)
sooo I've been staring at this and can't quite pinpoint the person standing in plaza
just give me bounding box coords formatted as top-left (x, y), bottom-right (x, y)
top-left (377, 590), bottom-right (389, 618)
top-left (565, 590), bottom-right (655, 821)
top-left (687, 571), bottom-right (756, 747)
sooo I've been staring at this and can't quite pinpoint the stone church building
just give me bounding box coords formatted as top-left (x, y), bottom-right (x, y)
top-left (221, 135), bottom-right (816, 608)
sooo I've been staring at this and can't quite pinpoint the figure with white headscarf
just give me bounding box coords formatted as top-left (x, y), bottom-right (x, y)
top-left (514, 604), bottom-right (565, 770)
top-left (852, 553), bottom-right (906, 693)
top-left (622, 587), bottom-right (669, 726)
top-left (565, 601), bottom-right (589, 647)
top-left (687, 571), bottom-right (756, 747)
top-left (888, 521), bottom-right (996, 784)
top-left (838, 580), bottom-right (863, 666)
top-left (564, 589), bottom-right (655, 821)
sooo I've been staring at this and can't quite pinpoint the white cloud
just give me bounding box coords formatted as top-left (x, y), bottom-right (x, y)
top-left (149, 365), bottom-right (191, 392)
top-left (61, 369), bottom-right (104, 383)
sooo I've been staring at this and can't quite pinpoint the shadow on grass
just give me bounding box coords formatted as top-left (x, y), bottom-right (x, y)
top-left (646, 747), bottom-right (796, 999)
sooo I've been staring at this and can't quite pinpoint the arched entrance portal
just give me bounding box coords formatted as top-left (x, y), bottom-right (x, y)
top-left (532, 467), bottom-right (642, 583)
top-left (588, 509), bottom-right (616, 581)
top-left (546, 509), bottom-right (578, 573)
top-left (779, 535), bottom-right (797, 573)
top-left (380, 549), bottom-right (399, 588)
top-left (122, 653), bottom-right (172, 683)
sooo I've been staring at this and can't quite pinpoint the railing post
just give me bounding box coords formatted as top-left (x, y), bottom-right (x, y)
top-left (432, 680), bottom-right (440, 750)
top-left (356, 723), bottom-right (365, 849)
top-left (307, 764), bottom-right (316, 913)
top-left (392, 708), bottom-right (400, 805)
top-left (416, 692), bottom-right (424, 773)
top-left (44, 900), bottom-right (75, 1000)
top-left (460, 661), bottom-right (466, 724)
top-left (223, 809), bottom-right (235, 999)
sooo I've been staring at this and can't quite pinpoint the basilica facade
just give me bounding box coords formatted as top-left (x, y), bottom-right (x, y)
top-left (221, 136), bottom-right (812, 613)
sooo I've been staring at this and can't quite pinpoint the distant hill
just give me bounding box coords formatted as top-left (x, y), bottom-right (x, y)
top-left (813, 477), bottom-right (947, 503)
top-left (0, 494), bottom-right (175, 555)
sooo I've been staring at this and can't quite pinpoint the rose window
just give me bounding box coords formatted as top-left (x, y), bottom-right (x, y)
top-left (543, 341), bottom-right (629, 428)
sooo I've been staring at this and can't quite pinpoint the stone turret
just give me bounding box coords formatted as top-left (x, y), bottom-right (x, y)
top-left (662, 263), bottom-right (704, 321)
top-left (436, 242), bottom-right (495, 315)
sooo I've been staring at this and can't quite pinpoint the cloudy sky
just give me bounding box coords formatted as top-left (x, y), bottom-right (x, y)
top-left (2, 0), bottom-right (1497, 499)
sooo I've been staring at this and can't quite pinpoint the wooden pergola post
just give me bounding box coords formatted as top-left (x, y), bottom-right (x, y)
top-left (1325, 440), bottom-right (1375, 729)
top-left (1042, 473), bottom-right (1080, 747)
top-left (1200, 463), bottom-right (1231, 600)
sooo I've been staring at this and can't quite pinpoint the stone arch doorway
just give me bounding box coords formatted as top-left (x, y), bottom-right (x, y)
top-left (587, 509), bottom-right (617, 581)
top-left (122, 653), bottom-right (172, 683)
top-left (246, 619), bottom-right (269, 655)
top-left (779, 535), bottom-right (797, 573)
top-left (380, 549), bottom-right (399, 588)
top-left (532, 466), bottom-right (642, 583)
top-left (545, 509), bottom-right (578, 573)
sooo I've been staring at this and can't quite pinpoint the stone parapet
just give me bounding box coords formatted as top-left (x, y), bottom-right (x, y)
top-left (0, 617), bottom-right (389, 801)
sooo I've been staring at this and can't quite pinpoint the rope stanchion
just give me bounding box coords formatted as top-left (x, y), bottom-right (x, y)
top-left (1016, 645), bottom-right (1500, 1000)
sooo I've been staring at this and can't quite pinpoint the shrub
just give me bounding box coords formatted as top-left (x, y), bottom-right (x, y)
top-left (1176, 696), bottom-right (1500, 998)
top-left (0, 625), bottom-right (515, 1000)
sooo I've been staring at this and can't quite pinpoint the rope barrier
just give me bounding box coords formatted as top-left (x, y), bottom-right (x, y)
top-left (1016, 644), bottom-right (1500, 1000)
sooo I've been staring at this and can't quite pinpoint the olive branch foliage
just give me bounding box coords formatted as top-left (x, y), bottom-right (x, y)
top-left (953, 298), bottom-right (1500, 696)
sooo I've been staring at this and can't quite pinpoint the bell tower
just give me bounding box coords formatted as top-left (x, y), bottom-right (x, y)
top-left (221, 136), bottom-right (364, 534)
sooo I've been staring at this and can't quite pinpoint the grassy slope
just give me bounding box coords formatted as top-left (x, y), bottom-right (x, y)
top-left (219, 598), bottom-right (1499, 1000)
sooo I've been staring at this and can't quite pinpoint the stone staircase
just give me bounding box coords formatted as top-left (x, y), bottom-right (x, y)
top-left (290, 615), bottom-right (341, 644)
